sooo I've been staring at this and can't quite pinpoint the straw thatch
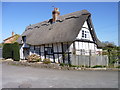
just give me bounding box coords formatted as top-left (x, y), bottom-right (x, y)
top-left (17, 10), bottom-right (104, 48)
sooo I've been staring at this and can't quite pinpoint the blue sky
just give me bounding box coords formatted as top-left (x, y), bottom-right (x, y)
top-left (2, 2), bottom-right (118, 45)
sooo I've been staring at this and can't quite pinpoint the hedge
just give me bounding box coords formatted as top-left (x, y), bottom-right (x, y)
top-left (13, 42), bottom-right (20, 61)
top-left (2, 42), bottom-right (20, 61)
top-left (2, 43), bottom-right (13, 59)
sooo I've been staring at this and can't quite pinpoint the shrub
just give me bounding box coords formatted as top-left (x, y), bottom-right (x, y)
top-left (59, 63), bottom-right (65, 66)
top-left (116, 66), bottom-right (120, 68)
top-left (12, 42), bottom-right (20, 61)
top-left (28, 54), bottom-right (41, 62)
top-left (59, 63), bottom-right (69, 66)
top-left (43, 58), bottom-right (51, 64)
top-left (91, 65), bottom-right (106, 68)
top-left (2, 42), bottom-right (20, 61)
top-left (2, 43), bottom-right (13, 59)
top-left (70, 65), bottom-right (79, 67)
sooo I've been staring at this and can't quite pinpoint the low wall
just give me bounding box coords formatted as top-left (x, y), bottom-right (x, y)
top-left (71, 55), bottom-right (108, 67)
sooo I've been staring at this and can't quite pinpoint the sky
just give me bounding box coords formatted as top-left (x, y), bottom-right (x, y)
top-left (2, 2), bottom-right (118, 45)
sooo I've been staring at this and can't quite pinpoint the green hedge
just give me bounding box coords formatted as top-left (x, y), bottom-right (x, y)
top-left (2, 42), bottom-right (20, 61)
top-left (2, 43), bottom-right (13, 59)
top-left (13, 42), bottom-right (20, 61)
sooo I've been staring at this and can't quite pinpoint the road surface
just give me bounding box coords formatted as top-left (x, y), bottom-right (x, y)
top-left (0, 48), bottom-right (2, 59)
top-left (2, 63), bottom-right (118, 88)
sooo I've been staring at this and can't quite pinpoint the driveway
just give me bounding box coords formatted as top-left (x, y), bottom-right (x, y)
top-left (2, 63), bottom-right (118, 88)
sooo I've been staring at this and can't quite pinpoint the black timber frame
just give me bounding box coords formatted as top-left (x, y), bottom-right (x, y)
top-left (67, 42), bottom-right (71, 65)
top-left (61, 43), bottom-right (65, 63)
top-left (52, 44), bottom-right (55, 63)
top-left (32, 42), bottom-right (72, 64)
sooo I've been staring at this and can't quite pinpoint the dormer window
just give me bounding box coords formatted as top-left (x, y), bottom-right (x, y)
top-left (22, 36), bottom-right (26, 43)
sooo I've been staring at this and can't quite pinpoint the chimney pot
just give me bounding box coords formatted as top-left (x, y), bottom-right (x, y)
top-left (12, 32), bottom-right (14, 36)
top-left (52, 8), bottom-right (60, 23)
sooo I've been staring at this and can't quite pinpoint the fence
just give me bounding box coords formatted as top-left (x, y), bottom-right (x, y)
top-left (71, 55), bottom-right (108, 67)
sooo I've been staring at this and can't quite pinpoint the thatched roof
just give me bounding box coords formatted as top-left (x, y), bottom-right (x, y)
top-left (17, 10), bottom-right (104, 48)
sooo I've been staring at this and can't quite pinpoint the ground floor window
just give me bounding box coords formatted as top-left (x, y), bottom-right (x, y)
top-left (45, 47), bottom-right (53, 55)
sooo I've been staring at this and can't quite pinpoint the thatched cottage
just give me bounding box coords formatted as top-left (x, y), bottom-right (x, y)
top-left (17, 8), bottom-right (104, 64)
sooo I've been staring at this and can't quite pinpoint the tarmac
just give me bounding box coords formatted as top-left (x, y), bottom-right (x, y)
top-left (2, 62), bottom-right (118, 88)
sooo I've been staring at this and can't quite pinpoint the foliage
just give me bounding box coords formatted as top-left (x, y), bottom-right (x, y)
top-left (91, 65), bottom-right (106, 68)
top-left (102, 42), bottom-right (120, 65)
top-left (59, 63), bottom-right (71, 67)
top-left (43, 58), bottom-right (51, 64)
top-left (28, 54), bottom-right (41, 62)
top-left (59, 63), bottom-right (79, 67)
top-left (12, 42), bottom-right (20, 61)
top-left (115, 65), bottom-right (120, 68)
top-left (2, 42), bottom-right (20, 61)
top-left (69, 65), bottom-right (79, 67)
top-left (2, 43), bottom-right (13, 59)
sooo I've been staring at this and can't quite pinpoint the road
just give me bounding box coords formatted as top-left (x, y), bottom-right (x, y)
top-left (0, 48), bottom-right (2, 59)
top-left (2, 63), bottom-right (118, 88)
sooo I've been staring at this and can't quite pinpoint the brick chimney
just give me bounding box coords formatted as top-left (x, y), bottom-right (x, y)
top-left (12, 31), bottom-right (14, 36)
top-left (52, 8), bottom-right (60, 22)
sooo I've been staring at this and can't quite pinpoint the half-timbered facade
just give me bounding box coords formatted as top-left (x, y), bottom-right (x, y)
top-left (17, 9), bottom-right (104, 64)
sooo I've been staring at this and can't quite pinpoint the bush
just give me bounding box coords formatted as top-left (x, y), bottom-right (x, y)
top-left (12, 42), bottom-right (20, 61)
top-left (2, 42), bottom-right (20, 61)
top-left (43, 58), bottom-right (51, 64)
top-left (28, 54), bottom-right (41, 62)
top-left (91, 65), bottom-right (106, 68)
top-left (69, 65), bottom-right (79, 67)
top-left (116, 66), bottom-right (120, 68)
top-left (2, 43), bottom-right (13, 59)
top-left (59, 63), bottom-right (69, 67)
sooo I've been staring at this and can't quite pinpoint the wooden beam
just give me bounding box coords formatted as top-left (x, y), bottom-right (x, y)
top-left (75, 39), bottom-right (95, 43)
top-left (61, 43), bottom-right (65, 63)
top-left (67, 42), bottom-right (71, 65)
top-left (52, 44), bottom-right (55, 63)
top-left (56, 43), bottom-right (60, 63)
top-left (86, 18), bottom-right (95, 42)
top-left (39, 45), bottom-right (41, 56)
top-left (48, 44), bottom-right (50, 59)
top-left (44, 45), bottom-right (46, 59)
top-left (34, 45), bottom-right (35, 53)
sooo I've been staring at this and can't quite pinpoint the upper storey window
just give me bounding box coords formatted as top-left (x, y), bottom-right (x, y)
top-left (82, 30), bottom-right (89, 39)
top-left (82, 30), bottom-right (84, 38)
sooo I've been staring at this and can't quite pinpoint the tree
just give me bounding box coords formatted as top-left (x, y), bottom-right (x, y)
top-left (102, 41), bottom-right (119, 64)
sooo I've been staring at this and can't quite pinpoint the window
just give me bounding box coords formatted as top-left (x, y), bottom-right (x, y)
top-left (82, 30), bottom-right (84, 38)
top-left (85, 34), bottom-right (87, 38)
top-left (22, 36), bottom-right (26, 43)
top-left (45, 47), bottom-right (53, 55)
top-left (82, 30), bottom-right (89, 39)
top-left (80, 49), bottom-right (85, 55)
top-left (35, 46), bottom-right (40, 55)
